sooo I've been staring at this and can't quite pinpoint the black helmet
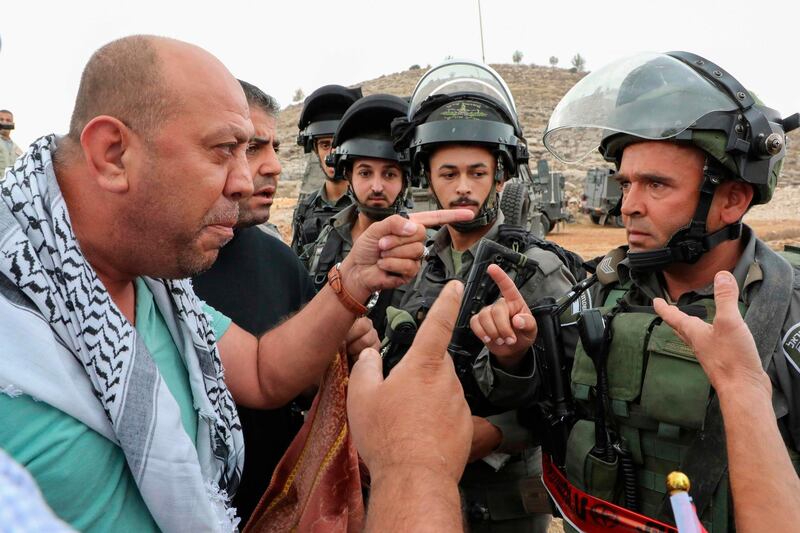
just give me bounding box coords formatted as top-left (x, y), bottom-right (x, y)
top-left (544, 51), bottom-right (799, 271)
top-left (392, 60), bottom-right (529, 231)
top-left (327, 94), bottom-right (410, 221)
top-left (296, 84), bottom-right (363, 154)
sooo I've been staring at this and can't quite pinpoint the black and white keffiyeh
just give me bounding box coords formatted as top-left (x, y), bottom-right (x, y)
top-left (0, 135), bottom-right (244, 532)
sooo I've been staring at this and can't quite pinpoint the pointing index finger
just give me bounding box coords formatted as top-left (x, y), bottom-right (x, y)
top-left (487, 264), bottom-right (527, 312)
top-left (409, 209), bottom-right (474, 228)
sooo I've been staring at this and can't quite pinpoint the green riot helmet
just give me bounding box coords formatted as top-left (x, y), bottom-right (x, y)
top-left (392, 59), bottom-right (530, 232)
top-left (543, 51), bottom-right (799, 272)
top-left (325, 94), bottom-right (411, 221)
top-left (297, 85), bottom-right (363, 181)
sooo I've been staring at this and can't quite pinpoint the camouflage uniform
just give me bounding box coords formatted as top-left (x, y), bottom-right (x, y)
top-left (290, 184), bottom-right (351, 257)
top-left (394, 212), bottom-right (577, 532)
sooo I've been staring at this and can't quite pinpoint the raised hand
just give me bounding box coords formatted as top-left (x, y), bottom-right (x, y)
top-left (347, 280), bottom-right (473, 484)
top-left (654, 270), bottom-right (768, 396)
top-left (469, 264), bottom-right (538, 369)
top-left (339, 210), bottom-right (473, 302)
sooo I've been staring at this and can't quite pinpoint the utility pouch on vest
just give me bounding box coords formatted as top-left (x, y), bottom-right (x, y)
top-left (572, 311), bottom-right (656, 402)
top-left (641, 320), bottom-right (711, 430)
top-left (566, 419), bottom-right (619, 501)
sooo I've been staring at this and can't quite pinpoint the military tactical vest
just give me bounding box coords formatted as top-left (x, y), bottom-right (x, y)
top-left (393, 227), bottom-right (568, 417)
top-left (566, 286), bottom-right (735, 531)
top-left (290, 190), bottom-right (351, 256)
top-left (557, 237), bottom-right (800, 533)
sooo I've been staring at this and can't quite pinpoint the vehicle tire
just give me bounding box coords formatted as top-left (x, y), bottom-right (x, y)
top-left (590, 214), bottom-right (602, 225)
top-left (529, 213), bottom-right (545, 239)
top-left (541, 213), bottom-right (557, 234)
top-left (500, 181), bottom-right (530, 228)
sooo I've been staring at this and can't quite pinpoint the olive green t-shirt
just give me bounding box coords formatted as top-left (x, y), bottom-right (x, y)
top-left (451, 247), bottom-right (465, 276)
top-left (0, 278), bottom-right (232, 532)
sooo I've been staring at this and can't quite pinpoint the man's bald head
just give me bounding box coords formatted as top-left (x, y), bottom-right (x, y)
top-left (68, 35), bottom-right (180, 142)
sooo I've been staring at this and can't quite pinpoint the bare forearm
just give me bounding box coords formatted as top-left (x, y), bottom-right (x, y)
top-left (366, 467), bottom-right (463, 532)
top-left (718, 378), bottom-right (800, 532)
top-left (256, 285), bottom-right (360, 405)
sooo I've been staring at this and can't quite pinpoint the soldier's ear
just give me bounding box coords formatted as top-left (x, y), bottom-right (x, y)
top-left (714, 180), bottom-right (754, 224)
top-left (79, 116), bottom-right (133, 194)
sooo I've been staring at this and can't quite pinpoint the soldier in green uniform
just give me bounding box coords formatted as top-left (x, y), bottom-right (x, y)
top-left (305, 94), bottom-right (411, 334)
top-left (290, 85), bottom-right (361, 255)
top-left (387, 60), bottom-right (583, 533)
top-left (539, 51), bottom-right (800, 531)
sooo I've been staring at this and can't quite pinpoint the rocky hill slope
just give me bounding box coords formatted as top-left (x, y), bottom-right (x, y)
top-left (275, 63), bottom-right (800, 187)
top-left (270, 64), bottom-right (799, 254)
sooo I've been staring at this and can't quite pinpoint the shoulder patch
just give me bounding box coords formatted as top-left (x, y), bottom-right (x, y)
top-left (595, 247), bottom-right (627, 286)
top-left (782, 322), bottom-right (800, 375)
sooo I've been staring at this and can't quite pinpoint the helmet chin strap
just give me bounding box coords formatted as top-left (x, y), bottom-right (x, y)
top-left (627, 169), bottom-right (743, 273)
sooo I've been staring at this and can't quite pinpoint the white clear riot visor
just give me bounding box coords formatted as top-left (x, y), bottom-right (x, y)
top-left (409, 59), bottom-right (518, 120)
top-left (543, 52), bottom-right (739, 162)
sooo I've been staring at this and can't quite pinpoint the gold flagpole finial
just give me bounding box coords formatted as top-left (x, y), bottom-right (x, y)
top-left (666, 471), bottom-right (691, 495)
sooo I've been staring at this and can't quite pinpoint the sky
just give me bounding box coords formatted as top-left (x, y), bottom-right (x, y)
top-left (1, 0), bottom-right (798, 149)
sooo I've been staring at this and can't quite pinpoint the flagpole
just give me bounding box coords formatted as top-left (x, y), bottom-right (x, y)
top-left (477, 0), bottom-right (486, 63)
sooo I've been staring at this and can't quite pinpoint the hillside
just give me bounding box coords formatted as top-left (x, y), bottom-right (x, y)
top-left (274, 63), bottom-right (800, 186)
top-left (270, 64), bottom-right (799, 255)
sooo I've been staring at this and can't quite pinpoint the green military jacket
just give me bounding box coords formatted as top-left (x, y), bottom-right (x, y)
top-left (392, 212), bottom-right (578, 526)
top-left (397, 211), bottom-right (579, 411)
top-left (563, 226), bottom-right (800, 531)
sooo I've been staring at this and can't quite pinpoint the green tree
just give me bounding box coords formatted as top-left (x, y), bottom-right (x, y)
top-left (571, 53), bottom-right (586, 72)
top-left (549, 56), bottom-right (559, 68)
top-left (292, 88), bottom-right (305, 103)
top-left (512, 50), bottom-right (523, 64)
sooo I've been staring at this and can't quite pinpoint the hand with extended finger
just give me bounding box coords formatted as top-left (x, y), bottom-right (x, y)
top-left (338, 210), bottom-right (473, 304)
top-left (469, 264), bottom-right (537, 370)
top-left (345, 317), bottom-right (380, 359)
top-left (347, 280), bottom-right (473, 485)
top-left (654, 270), bottom-right (769, 397)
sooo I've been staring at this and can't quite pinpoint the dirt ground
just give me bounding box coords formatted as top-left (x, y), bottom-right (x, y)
top-left (270, 181), bottom-right (800, 259)
top-left (545, 216), bottom-right (800, 260)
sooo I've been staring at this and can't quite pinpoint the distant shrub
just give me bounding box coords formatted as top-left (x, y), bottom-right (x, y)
top-left (292, 88), bottom-right (305, 102)
top-left (512, 50), bottom-right (523, 64)
top-left (549, 56), bottom-right (559, 67)
top-left (409, 64), bottom-right (421, 70)
top-left (571, 53), bottom-right (586, 72)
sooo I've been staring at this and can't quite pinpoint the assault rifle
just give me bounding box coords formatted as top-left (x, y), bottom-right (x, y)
top-left (447, 238), bottom-right (539, 380)
top-left (530, 274), bottom-right (598, 468)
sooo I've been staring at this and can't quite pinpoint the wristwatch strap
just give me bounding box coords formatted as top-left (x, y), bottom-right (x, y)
top-left (327, 262), bottom-right (368, 317)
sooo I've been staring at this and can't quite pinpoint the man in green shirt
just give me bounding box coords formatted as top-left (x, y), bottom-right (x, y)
top-left (0, 35), bottom-right (475, 532)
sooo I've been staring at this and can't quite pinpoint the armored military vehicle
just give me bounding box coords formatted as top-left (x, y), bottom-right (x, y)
top-left (581, 167), bottom-right (623, 226)
top-left (500, 159), bottom-right (569, 238)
